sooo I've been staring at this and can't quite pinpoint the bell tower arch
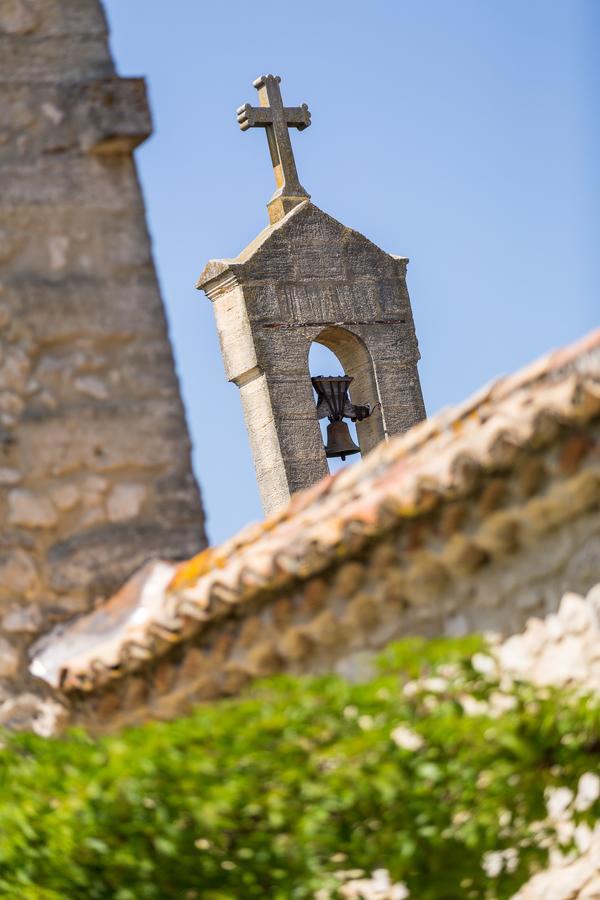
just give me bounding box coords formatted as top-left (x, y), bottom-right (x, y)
top-left (197, 76), bottom-right (425, 517)
top-left (313, 325), bottom-right (384, 457)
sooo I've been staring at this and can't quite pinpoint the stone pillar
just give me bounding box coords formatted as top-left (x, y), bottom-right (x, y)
top-left (204, 274), bottom-right (328, 514)
top-left (0, 0), bottom-right (206, 708)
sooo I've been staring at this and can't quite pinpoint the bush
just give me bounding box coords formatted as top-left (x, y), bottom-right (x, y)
top-left (0, 635), bottom-right (598, 899)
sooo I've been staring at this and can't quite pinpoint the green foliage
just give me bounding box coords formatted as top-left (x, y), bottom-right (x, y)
top-left (0, 637), bottom-right (598, 899)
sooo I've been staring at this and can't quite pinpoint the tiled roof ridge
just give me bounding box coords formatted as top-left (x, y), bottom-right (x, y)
top-left (29, 329), bottom-right (600, 694)
top-left (170, 327), bottom-right (600, 588)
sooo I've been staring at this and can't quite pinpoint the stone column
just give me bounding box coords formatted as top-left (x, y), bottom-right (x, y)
top-left (205, 275), bottom-right (328, 515)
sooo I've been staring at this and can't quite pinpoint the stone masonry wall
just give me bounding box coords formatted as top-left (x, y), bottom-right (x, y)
top-left (0, 0), bottom-right (206, 705)
top-left (201, 202), bottom-right (425, 514)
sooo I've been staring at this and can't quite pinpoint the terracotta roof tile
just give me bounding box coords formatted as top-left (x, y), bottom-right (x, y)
top-left (29, 329), bottom-right (600, 695)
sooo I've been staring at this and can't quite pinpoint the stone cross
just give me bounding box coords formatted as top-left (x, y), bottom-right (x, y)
top-left (236, 74), bottom-right (311, 223)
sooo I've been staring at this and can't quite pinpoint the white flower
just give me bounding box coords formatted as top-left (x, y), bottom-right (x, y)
top-left (545, 786), bottom-right (574, 820)
top-left (334, 869), bottom-right (365, 880)
top-left (483, 630), bottom-right (501, 646)
top-left (555, 818), bottom-right (575, 844)
top-left (575, 772), bottom-right (600, 811)
top-left (489, 691), bottom-right (518, 717)
top-left (503, 848), bottom-right (518, 874)
top-left (459, 694), bottom-right (490, 716)
top-left (373, 869), bottom-right (407, 899)
top-left (477, 770), bottom-right (493, 789)
top-left (391, 725), bottom-right (424, 752)
top-left (549, 845), bottom-right (576, 867)
top-left (438, 663), bottom-right (460, 678)
top-left (452, 810), bottom-right (470, 826)
top-left (499, 674), bottom-right (515, 692)
top-left (340, 868), bottom-right (409, 899)
top-left (358, 715), bottom-right (374, 731)
top-left (422, 695), bottom-right (439, 712)
top-left (574, 822), bottom-right (593, 852)
top-left (422, 677), bottom-right (447, 693)
top-left (343, 705), bottom-right (359, 720)
top-left (402, 680), bottom-right (420, 697)
top-left (482, 851), bottom-right (503, 877)
top-left (482, 848), bottom-right (518, 878)
top-left (472, 653), bottom-right (497, 676)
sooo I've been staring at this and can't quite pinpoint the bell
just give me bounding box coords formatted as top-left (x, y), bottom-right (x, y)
top-left (324, 420), bottom-right (360, 461)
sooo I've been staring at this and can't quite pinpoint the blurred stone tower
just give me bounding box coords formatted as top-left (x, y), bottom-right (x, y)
top-left (198, 75), bottom-right (425, 515)
top-left (0, 0), bottom-right (205, 703)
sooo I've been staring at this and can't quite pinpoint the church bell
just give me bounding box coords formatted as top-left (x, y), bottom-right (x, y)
top-left (324, 420), bottom-right (360, 461)
top-left (311, 374), bottom-right (363, 461)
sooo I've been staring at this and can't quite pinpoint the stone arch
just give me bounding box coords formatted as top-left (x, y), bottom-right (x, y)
top-left (312, 325), bottom-right (385, 455)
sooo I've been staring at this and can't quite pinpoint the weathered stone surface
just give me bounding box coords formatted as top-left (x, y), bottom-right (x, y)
top-left (2, 602), bottom-right (42, 633)
top-left (50, 483), bottom-right (80, 511)
top-left (0, 692), bottom-right (67, 736)
top-left (74, 376), bottom-right (109, 400)
top-left (0, 547), bottom-right (39, 596)
top-left (0, 0), bottom-right (108, 41)
top-left (0, 0), bottom-right (40, 36)
top-left (47, 523), bottom-right (202, 598)
top-left (107, 483), bottom-right (147, 522)
top-left (0, 467), bottom-right (20, 484)
top-left (0, 635), bottom-right (19, 676)
top-left (17, 404), bottom-right (194, 478)
top-left (0, 84), bottom-right (149, 167)
top-left (0, 346), bottom-right (30, 391)
top-left (1, 274), bottom-right (171, 345)
top-left (8, 489), bottom-right (57, 528)
top-left (199, 200), bottom-right (424, 515)
top-left (0, 0), bottom-right (206, 711)
top-left (236, 75), bottom-right (311, 225)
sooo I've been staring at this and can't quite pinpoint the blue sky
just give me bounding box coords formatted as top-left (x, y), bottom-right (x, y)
top-left (103, 0), bottom-right (599, 545)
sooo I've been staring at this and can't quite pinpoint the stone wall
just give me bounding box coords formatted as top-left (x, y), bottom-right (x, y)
top-left (0, 0), bottom-right (206, 706)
